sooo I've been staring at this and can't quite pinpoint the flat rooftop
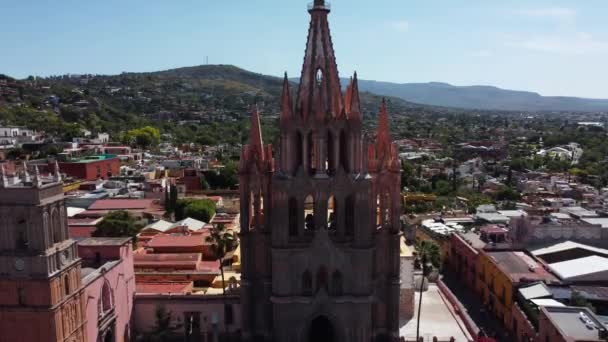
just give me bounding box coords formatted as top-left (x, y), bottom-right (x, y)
top-left (543, 306), bottom-right (607, 341)
top-left (458, 232), bottom-right (486, 250)
top-left (78, 237), bottom-right (132, 246)
top-left (487, 251), bottom-right (557, 283)
top-left (549, 255), bottom-right (608, 280)
top-left (400, 284), bottom-right (471, 341)
top-left (61, 154), bottom-right (118, 163)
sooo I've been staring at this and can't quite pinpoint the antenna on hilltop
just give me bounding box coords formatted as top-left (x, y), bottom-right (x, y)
top-left (206, 56), bottom-right (209, 65)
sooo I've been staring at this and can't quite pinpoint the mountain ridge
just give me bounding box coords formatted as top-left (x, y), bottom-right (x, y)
top-left (5, 64), bottom-right (608, 113)
top-left (338, 78), bottom-right (608, 112)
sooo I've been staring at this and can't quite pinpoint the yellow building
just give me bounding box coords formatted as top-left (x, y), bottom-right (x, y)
top-left (476, 250), bottom-right (558, 327)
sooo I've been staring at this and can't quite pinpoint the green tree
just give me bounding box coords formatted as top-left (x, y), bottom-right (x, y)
top-left (434, 179), bottom-right (452, 196)
top-left (164, 185), bottom-right (178, 215)
top-left (125, 126), bottom-right (161, 149)
top-left (175, 198), bottom-right (216, 222)
top-left (92, 211), bottom-right (141, 243)
top-left (203, 161), bottom-right (239, 189)
top-left (415, 239), bottom-right (441, 270)
top-left (570, 290), bottom-right (596, 313)
top-left (494, 186), bottom-right (521, 202)
top-left (205, 224), bottom-right (236, 297)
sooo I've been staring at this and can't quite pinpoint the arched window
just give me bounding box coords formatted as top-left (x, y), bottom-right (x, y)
top-left (52, 209), bottom-right (61, 243)
top-left (327, 195), bottom-right (337, 231)
top-left (339, 130), bottom-right (349, 173)
top-left (16, 218), bottom-right (28, 250)
top-left (307, 132), bottom-right (316, 175)
top-left (304, 195), bottom-right (315, 231)
top-left (316, 68), bottom-right (323, 86)
top-left (289, 197), bottom-right (298, 237)
top-left (316, 266), bottom-right (328, 293)
top-left (249, 191), bottom-right (255, 229)
top-left (345, 195), bottom-right (355, 236)
top-left (294, 131), bottom-right (303, 175)
top-left (376, 194), bottom-right (382, 227)
top-left (64, 274), bottom-right (70, 296)
top-left (258, 190), bottom-right (264, 216)
top-left (326, 131), bottom-right (335, 175)
top-left (383, 192), bottom-right (391, 226)
top-left (331, 271), bottom-right (343, 296)
top-left (101, 281), bottom-right (113, 312)
top-left (302, 270), bottom-right (312, 296)
top-left (17, 287), bottom-right (25, 306)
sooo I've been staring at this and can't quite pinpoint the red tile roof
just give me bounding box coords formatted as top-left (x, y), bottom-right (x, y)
top-left (88, 199), bottom-right (157, 210)
top-left (68, 218), bottom-right (100, 226)
top-left (69, 226), bottom-right (96, 239)
top-left (146, 234), bottom-right (207, 248)
top-left (198, 260), bottom-right (221, 272)
top-left (134, 253), bottom-right (201, 269)
top-left (136, 282), bottom-right (193, 294)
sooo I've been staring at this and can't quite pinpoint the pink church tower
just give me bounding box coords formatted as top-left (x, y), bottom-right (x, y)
top-left (0, 164), bottom-right (87, 342)
top-left (239, 1), bottom-right (402, 341)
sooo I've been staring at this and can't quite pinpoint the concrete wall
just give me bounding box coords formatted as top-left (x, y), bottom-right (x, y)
top-left (133, 295), bottom-right (241, 338)
top-left (400, 255), bottom-right (415, 320)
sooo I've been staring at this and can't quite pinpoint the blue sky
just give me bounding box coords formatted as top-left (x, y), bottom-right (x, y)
top-left (1, 0), bottom-right (607, 98)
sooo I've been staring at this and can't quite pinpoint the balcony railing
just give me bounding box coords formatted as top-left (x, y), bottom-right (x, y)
top-left (308, 1), bottom-right (331, 11)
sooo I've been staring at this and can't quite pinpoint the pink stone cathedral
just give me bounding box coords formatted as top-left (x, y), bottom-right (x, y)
top-left (239, 1), bottom-right (402, 341)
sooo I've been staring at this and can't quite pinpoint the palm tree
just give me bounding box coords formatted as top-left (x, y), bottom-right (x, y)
top-left (415, 240), bottom-right (441, 271)
top-left (205, 223), bottom-right (236, 296)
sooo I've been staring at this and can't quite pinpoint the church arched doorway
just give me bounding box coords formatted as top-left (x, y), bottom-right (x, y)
top-left (308, 316), bottom-right (334, 342)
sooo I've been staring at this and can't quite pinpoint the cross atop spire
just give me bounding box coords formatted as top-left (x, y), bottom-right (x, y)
top-left (309, 0), bottom-right (330, 12)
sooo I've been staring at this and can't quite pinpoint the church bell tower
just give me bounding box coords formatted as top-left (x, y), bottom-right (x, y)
top-left (240, 1), bottom-right (402, 341)
top-left (0, 164), bottom-right (87, 342)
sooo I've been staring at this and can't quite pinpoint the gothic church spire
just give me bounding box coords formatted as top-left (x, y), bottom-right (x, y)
top-left (296, 0), bottom-right (343, 119)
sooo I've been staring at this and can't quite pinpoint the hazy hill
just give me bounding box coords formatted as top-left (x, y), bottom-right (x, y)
top-left (0, 65), bottom-right (428, 136)
top-left (345, 79), bottom-right (608, 112)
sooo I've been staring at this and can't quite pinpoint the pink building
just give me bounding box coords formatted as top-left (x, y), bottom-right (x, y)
top-left (449, 232), bottom-right (486, 291)
top-left (78, 237), bottom-right (136, 342)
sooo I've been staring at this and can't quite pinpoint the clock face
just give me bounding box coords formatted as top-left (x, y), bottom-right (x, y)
top-left (14, 259), bottom-right (25, 271)
top-left (60, 251), bottom-right (69, 265)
